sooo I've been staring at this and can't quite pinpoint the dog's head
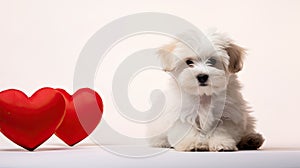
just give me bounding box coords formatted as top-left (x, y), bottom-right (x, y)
top-left (158, 30), bottom-right (245, 96)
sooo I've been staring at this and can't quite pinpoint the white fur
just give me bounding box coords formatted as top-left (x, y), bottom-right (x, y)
top-left (147, 30), bottom-right (259, 151)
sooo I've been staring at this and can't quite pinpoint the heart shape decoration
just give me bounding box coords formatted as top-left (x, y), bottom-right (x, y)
top-left (0, 88), bottom-right (66, 151)
top-left (55, 88), bottom-right (103, 146)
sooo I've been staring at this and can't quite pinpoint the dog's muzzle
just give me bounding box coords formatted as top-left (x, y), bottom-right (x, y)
top-left (197, 74), bottom-right (209, 86)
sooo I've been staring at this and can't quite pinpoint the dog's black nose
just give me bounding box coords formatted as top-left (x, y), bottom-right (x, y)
top-left (197, 74), bottom-right (209, 83)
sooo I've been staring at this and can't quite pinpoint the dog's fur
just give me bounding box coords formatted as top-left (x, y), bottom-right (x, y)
top-left (147, 30), bottom-right (264, 151)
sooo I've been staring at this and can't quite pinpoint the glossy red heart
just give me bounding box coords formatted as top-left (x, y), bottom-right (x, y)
top-left (55, 88), bottom-right (103, 146)
top-left (0, 88), bottom-right (66, 151)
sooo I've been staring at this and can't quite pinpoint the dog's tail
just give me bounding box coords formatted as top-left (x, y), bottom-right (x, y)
top-left (237, 133), bottom-right (265, 150)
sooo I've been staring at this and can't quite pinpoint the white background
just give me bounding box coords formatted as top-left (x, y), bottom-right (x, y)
top-left (1, 0), bottom-right (300, 149)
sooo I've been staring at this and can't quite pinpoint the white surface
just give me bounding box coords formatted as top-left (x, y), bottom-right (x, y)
top-left (1, 145), bottom-right (300, 168)
top-left (1, 135), bottom-right (299, 168)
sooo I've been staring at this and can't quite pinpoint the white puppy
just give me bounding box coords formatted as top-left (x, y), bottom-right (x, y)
top-left (147, 30), bottom-right (264, 151)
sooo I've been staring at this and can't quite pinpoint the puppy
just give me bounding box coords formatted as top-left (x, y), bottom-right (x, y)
top-left (147, 30), bottom-right (264, 151)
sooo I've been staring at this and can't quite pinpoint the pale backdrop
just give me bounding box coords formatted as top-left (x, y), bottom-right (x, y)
top-left (1, 0), bottom-right (300, 149)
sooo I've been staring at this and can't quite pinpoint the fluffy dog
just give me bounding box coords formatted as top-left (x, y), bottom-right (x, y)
top-left (147, 30), bottom-right (264, 151)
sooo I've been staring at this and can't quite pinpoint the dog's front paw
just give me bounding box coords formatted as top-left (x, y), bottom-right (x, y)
top-left (209, 138), bottom-right (238, 152)
top-left (151, 141), bottom-right (171, 148)
top-left (149, 137), bottom-right (171, 148)
top-left (192, 143), bottom-right (209, 151)
top-left (173, 141), bottom-right (209, 152)
top-left (173, 142), bottom-right (195, 152)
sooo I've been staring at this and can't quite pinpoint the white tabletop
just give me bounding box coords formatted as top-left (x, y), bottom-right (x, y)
top-left (1, 143), bottom-right (300, 168)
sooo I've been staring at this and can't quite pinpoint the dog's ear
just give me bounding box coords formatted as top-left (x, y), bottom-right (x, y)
top-left (225, 43), bottom-right (246, 73)
top-left (157, 42), bottom-right (177, 71)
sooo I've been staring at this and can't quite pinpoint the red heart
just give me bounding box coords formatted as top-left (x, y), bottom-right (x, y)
top-left (0, 88), bottom-right (66, 151)
top-left (55, 88), bottom-right (103, 146)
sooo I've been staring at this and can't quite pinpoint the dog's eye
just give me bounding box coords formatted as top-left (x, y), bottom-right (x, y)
top-left (207, 58), bottom-right (217, 66)
top-left (185, 60), bottom-right (194, 67)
